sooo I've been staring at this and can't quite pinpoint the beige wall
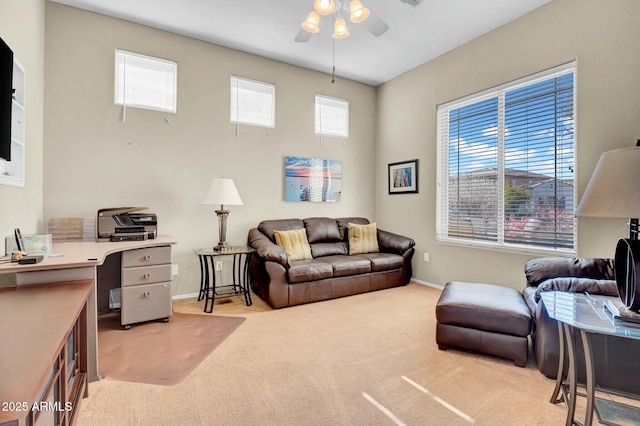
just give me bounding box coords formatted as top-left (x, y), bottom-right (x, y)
top-left (376, 0), bottom-right (640, 289)
top-left (0, 0), bottom-right (45, 241)
top-left (44, 3), bottom-right (377, 296)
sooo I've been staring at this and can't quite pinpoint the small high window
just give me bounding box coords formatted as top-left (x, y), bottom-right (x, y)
top-left (315, 95), bottom-right (349, 138)
top-left (230, 76), bottom-right (275, 128)
top-left (115, 50), bottom-right (177, 114)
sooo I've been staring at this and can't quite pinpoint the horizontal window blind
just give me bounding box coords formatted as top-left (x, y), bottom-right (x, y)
top-left (230, 76), bottom-right (275, 128)
top-left (315, 95), bottom-right (349, 138)
top-left (115, 50), bottom-right (177, 113)
top-left (437, 62), bottom-right (576, 254)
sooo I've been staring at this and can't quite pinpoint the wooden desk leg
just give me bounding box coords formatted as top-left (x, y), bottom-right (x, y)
top-left (564, 323), bottom-right (578, 426)
top-left (551, 321), bottom-right (566, 404)
top-left (580, 329), bottom-right (595, 426)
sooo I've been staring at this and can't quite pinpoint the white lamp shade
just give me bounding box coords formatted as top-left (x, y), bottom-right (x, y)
top-left (332, 18), bottom-right (350, 39)
top-left (201, 177), bottom-right (244, 206)
top-left (576, 146), bottom-right (640, 218)
top-left (349, 0), bottom-right (370, 23)
top-left (301, 11), bottom-right (321, 33)
top-left (314, 0), bottom-right (336, 16)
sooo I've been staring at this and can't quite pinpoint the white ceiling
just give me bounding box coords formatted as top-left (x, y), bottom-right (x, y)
top-left (49, 0), bottom-right (552, 86)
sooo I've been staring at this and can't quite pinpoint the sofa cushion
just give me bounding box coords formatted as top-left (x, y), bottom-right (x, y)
top-left (310, 242), bottom-right (348, 258)
top-left (336, 217), bottom-right (370, 240)
top-left (288, 259), bottom-right (333, 284)
top-left (304, 217), bottom-right (341, 243)
top-left (348, 222), bottom-right (379, 255)
top-left (259, 219), bottom-right (304, 242)
top-left (357, 252), bottom-right (404, 272)
top-left (321, 255), bottom-right (372, 277)
top-left (274, 229), bottom-right (312, 261)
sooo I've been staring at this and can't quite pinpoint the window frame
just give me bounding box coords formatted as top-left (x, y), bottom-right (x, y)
top-left (114, 49), bottom-right (177, 114)
top-left (436, 62), bottom-right (577, 256)
top-left (230, 76), bottom-right (276, 129)
top-left (315, 95), bottom-right (349, 139)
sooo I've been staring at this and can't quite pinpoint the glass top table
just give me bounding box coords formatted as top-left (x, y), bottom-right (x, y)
top-left (540, 291), bottom-right (640, 426)
top-left (194, 246), bottom-right (255, 313)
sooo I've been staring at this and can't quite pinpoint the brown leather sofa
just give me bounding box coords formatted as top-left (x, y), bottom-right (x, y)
top-left (523, 257), bottom-right (640, 394)
top-left (247, 217), bottom-right (415, 308)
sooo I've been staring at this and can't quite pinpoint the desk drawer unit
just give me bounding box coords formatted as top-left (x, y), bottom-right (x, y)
top-left (121, 246), bottom-right (173, 328)
top-left (121, 282), bottom-right (172, 327)
top-left (121, 264), bottom-right (171, 287)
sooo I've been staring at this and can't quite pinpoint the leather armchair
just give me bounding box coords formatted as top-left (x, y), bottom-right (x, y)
top-left (524, 257), bottom-right (640, 394)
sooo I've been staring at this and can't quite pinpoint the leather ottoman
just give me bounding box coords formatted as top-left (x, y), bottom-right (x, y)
top-left (436, 281), bottom-right (532, 367)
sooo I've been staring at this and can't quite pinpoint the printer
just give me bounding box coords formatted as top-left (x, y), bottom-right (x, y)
top-left (97, 207), bottom-right (158, 242)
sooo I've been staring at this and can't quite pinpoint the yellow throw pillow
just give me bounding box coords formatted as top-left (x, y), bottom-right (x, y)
top-left (348, 222), bottom-right (379, 255)
top-left (274, 229), bottom-right (313, 261)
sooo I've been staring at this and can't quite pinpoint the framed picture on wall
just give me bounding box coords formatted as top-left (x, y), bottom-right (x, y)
top-left (284, 156), bottom-right (342, 202)
top-left (388, 159), bottom-right (418, 194)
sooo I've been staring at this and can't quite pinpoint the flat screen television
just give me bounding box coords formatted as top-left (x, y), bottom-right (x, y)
top-left (0, 37), bottom-right (14, 161)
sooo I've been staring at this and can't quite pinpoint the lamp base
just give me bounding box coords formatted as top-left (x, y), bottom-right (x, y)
top-left (213, 242), bottom-right (232, 253)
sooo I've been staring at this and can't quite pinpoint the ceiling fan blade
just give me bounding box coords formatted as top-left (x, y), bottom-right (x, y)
top-left (365, 12), bottom-right (389, 37)
top-left (295, 28), bottom-right (313, 43)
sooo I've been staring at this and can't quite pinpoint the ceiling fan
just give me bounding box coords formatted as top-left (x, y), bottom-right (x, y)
top-left (295, 0), bottom-right (389, 43)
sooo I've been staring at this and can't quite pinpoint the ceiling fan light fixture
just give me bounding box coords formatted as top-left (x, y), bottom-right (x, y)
top-left (332, 17), bottom-right (350, 39)
top-left (314, 0), bottom-right (336, 16)
top-left (301, 11), bottom-right (321, 33)
top-left (349, 0), bottom-right (370, 23)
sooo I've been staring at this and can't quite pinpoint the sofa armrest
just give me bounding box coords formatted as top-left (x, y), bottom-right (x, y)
top-left (533, 277), bottom-right (618, 302)
top-left (248, 228), bottom-right (289, 268)
top-left (377, 229), bottom-right (415, 255)
top-left (524, 257), bottom-right (615, 287)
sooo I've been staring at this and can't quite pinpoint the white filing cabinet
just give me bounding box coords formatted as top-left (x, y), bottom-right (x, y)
top-left (120, 246), bottom-right (172, 329)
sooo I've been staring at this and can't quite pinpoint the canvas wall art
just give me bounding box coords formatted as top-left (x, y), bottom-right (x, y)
top-left (285, 156), bottom-right (342, 202)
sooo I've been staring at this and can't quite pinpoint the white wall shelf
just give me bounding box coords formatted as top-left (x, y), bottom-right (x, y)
top-left (0, 57), bottom-right (24, 187)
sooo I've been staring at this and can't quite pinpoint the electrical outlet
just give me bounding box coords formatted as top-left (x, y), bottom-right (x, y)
top-left (215, 261), bottom-right (223, 271)
top-left (423, 252), bottom-right (430, 262)
top-left (171, 264), bottom-right (179, 276)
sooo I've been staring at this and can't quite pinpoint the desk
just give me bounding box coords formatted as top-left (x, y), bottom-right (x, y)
top-left (0, 280), bottom-right (92, 426)
top-left (541, 291), bottom-right (640, 426)
top-left (194, 246), bottom-right (254, 313)
top-left (0, 235), bottom-right (176, 382)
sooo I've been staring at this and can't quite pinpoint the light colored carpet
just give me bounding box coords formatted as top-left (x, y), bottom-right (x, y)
top-left (98, 312), bottom-right (245, 386)
top-left (78, 283), bottom-right (571, 425)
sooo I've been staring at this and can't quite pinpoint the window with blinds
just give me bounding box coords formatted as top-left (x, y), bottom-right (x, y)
top-left (115, 50), bottom-right (177, 113)
top-left (230, 76), bottom-right (275, 128)
top-left (315, 95), bottom-right (349, 138)
top-left (436, 62), bottom-right (576, 254)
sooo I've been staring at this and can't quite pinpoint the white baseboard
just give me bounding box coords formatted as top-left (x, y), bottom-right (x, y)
top-left (172, 292), bottom-right (199, 300)
top-left (411, 278), bottom-right (444, 290)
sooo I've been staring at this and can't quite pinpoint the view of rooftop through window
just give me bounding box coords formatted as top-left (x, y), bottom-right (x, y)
top-left (438, 64), bottom-right (576, 253)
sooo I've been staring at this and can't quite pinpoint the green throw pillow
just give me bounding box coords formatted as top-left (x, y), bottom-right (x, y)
top-left (274, 228), bottom-right (313, 261)
top-left (348, 222), bottom-right (379, 255)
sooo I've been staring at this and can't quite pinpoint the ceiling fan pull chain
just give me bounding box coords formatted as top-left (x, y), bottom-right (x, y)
top-left (331, 36), bottom-right (336, 84)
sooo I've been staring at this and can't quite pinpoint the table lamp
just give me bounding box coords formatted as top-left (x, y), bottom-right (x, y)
top-left (201, 177), bottom-right (243, 252)
top-left (576, 142), bottom-right (640, 310)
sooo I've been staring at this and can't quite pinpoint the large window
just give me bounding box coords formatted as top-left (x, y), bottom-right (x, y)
top-left (230, 76), bottom-right (275, 128)
top-left (315, 95), bottom-right (349, 138)
top-left (115, 50), bottom-right (177, 114)
top-left (436, 63), bottom-right (576, 254)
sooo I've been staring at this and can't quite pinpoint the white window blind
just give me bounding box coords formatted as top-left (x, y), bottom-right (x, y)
top-left (436, 62), bottom-right (576, 254)
top-left (115, 50), bottom-right (177, 113)
top-left (230, 76), bottom-right (275, 128)
top-left (315, 95), bottom-right (349, 138)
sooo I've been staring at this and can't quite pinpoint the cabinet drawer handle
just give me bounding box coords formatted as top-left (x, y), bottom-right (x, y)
top-left (144, 273), bottom-right (151, 279)
top-left (144, 255), bottom-right (152, 261)
top-left (144, 292), bottom-right (151, 298)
